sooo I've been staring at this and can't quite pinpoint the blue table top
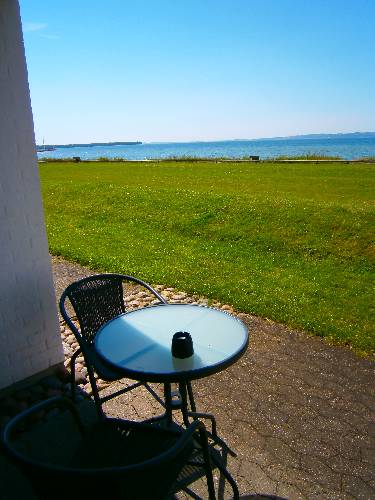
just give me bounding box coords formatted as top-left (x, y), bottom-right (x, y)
top-left (95, 304), bottom-right (249, 382)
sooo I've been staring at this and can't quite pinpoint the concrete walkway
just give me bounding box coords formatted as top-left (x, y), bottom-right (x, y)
top-left (2, 258), bottom-right (373, 499)
top-left (51, 257), bottom-right (375, 499)
top-left (192, 315), bottom-right (375, 499)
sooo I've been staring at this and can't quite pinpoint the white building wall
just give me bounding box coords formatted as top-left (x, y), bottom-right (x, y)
top-left (0, 0), bottom-right (64, 390)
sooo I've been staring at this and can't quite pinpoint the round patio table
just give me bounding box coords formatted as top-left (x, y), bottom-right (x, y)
top-left (95, 303), bottom-right (249, 384)
top-left (95, 303), bottom-right (248, 492)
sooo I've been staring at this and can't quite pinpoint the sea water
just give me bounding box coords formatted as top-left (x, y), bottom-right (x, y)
top-left (37, 137), bottom-right (375, 161)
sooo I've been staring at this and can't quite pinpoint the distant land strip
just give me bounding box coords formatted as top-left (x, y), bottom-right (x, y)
top-left (264, 131), bottom-right (375, 141)
top-left (36, 141), bottom-right (142, 149)
top-left (36, 132), bottom-right (375, 150)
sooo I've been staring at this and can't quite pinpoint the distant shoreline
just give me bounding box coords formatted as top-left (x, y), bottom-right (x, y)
top-left (36, 132), bottom-right (375, 149)
top-left (260, 131), bottom-right (375, 141)
top-left (36, 141), bottom-right (142, 149)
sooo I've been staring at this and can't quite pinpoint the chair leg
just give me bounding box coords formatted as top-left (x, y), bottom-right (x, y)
top-left (199, 427), bottom-right (217, 500)
top-left (70, 350), bottom-right (81, 402)
top-left (179, 382), bottom-right (191, 428)
top-left (217, 447), bottom-right (228, 499)
top-left (164, 383), bottom-right (173, 425)
top-left (209, 452), bottom-right (239, 500)
top-left (180, 487), bottom-right (202, 499)
top-left (187, 381), bottom-right (197, 412)
top-left (86, 365), bottom-right (105, 417)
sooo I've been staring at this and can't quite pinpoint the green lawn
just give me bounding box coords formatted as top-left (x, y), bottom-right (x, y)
top-left (40, 161), bottom-right (374, 355)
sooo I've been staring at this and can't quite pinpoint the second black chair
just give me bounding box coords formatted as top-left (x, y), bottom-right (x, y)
top-left (59, 273), bottom-right (168, 416)
top-left (3, 396), bottom-right (219, 500)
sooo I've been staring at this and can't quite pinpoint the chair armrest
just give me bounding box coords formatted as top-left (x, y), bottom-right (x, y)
top-left (59, 293), bottom-right (84, 341)
top-left (186, 411), bottom-right (217, 436)
top-left (59, 294), bottom-right (92, 361)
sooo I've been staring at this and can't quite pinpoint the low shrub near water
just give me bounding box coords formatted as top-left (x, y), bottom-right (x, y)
top-left (40, 160), bottom-right (374, 355)
top-left (272, 153), bottom-right (343, 160)
top-left (354, 156), bottom-right (375, 162)
top-left (96, 156), bottom-right (129, 162)
top-left (39, 157), bottom-right (76, 162)
top-left (39, 156), bottom-right (129, 163)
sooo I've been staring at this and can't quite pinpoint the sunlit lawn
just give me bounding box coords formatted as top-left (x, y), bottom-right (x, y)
top-left (40, 160), bottom-right (374, 355)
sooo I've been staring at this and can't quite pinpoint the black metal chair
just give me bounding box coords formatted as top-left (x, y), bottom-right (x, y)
top-left (59, 273), bottom-right (168, 416)
top-left (2, 397), bottom-right (240, 500)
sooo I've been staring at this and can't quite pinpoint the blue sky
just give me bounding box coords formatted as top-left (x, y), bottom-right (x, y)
top-left (20, 0), bottom-right (375, 144)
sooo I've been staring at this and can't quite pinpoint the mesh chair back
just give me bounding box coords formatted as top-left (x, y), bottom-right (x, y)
top-left (65, 275), bottom-right (126, 344)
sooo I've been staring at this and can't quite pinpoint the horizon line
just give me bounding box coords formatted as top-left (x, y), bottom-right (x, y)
top-left (37, 130), bottom-right (375, 147)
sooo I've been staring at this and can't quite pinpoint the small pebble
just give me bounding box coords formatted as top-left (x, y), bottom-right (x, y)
top-left (172, 293), bottom-right (187, 301)
top-left (75, 372), bottom-right (87, 385)
top-left (199, 298), bottom-right (209, 305)
top-left (63, 345), bottom-right (73, 356)
top-left (221, 304), bottom-right (232, 311)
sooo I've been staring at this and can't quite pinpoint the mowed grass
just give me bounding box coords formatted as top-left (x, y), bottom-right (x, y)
top-left (40, 161), bottom-right (374, 355)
